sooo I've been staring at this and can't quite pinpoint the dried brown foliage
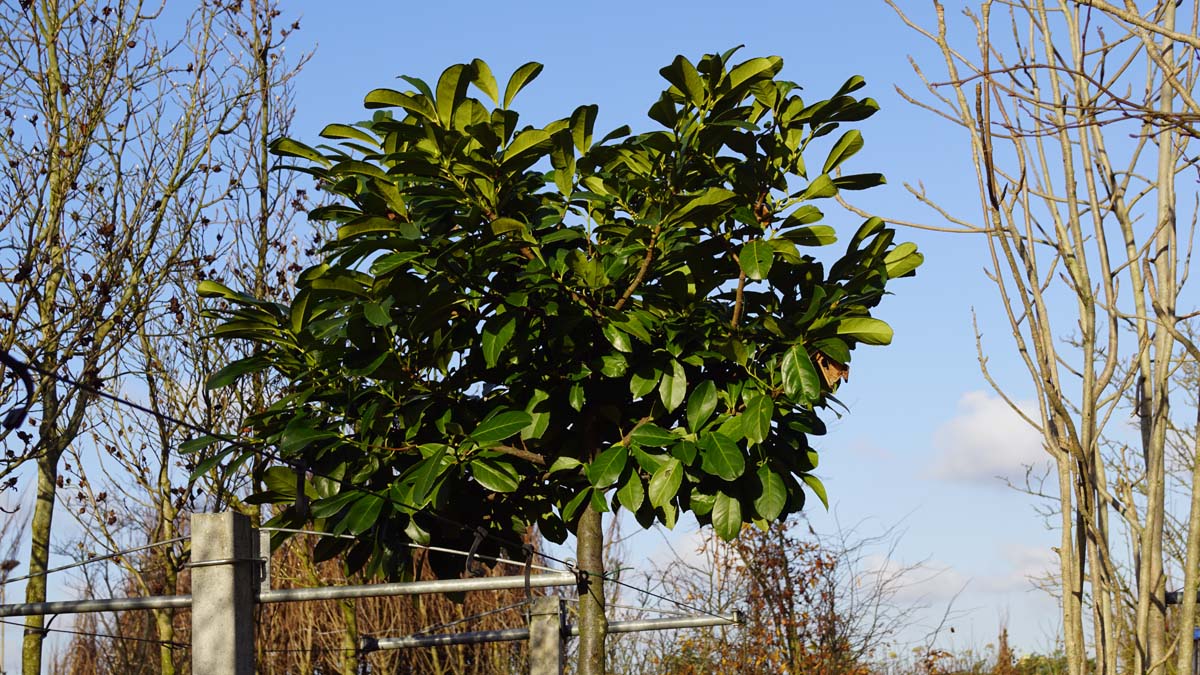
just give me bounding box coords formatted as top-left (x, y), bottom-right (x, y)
top-left (51, 533), bottom-right (538, 674)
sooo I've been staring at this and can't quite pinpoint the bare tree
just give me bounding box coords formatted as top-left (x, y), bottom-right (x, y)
top-left (45, 1), bottom-right (311, 671)
top-left (877, 3), bottom-right (1200, 675)
top-left (603, 517), bottom-right (935, 675)
top-left (0, 0), bottom-right (289, 668)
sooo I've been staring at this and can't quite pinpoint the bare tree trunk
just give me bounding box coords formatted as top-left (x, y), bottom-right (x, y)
top-left (577, 500), bottom-right (607, 675)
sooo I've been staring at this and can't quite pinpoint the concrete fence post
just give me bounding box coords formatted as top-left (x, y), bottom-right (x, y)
top-left (191, 512), bottom-right (256, 675)
top-left (528, 596), bottom-right (564, 675)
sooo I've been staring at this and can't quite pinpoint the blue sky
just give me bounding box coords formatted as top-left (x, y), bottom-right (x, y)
top-left (274, 0), bottom-right (1063, 653)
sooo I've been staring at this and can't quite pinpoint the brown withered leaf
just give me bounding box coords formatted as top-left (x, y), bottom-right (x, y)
top-left (813, 351), bottom-right (849, 388)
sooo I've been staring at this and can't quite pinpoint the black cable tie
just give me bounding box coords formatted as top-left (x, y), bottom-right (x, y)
top-left (522, 543), bottom-right (533, 603)
top-left (294, 461), bottom-right (309, 520)
top-left (0, 349), bottom-right (34, 430)
top-left (464, 526), bottom-right (487, 578)
top-left (359, 635), bottom-right (379, 654)
top-left (574, 566), bottom-right (589, 598)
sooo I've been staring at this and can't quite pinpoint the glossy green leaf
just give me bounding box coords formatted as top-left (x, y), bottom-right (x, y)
top-left (569, 383), bottom-right (586, 411)
top-left (470, 58), bottom-right (499, 104)
top-left (344, 494), bottom-right (384, 535)
top-left (570, 104), bottom-right (598, 153)
top-left (700, 432), bottom-right (745, 481)
top-left (742, 392), bottom-right (773, 446)
top-left (206, 355), bottom-right (265, 390)
top-left (269, 138), bottom-right (330, 166)
top-left (739, 240), bottom-right (774, 280)
top-left (686, 380), bottom-right (717, 431)
top-left (661, 55), bottom-right (705, 106)
top-left (548, 456), bottom-right (582, 474)
top-left (602, 323), bottom-right (632, 353)
top-left (781, 204), bottom-right (823, 227)
top-left (411, 446), bottom-right (449, 504)
top-left (471, 458), bottom-right (520, 493)
top-left (490, 217), bottom-right (527, 237)
top-left (363, 301), bottom-right (391, 327)
top-left (309, 490), bottom-right (361, 519)
top-left (802, 473), bottom-right (829, 508)
top-left (563, 487), bottom-right (594, 523)
top-left (728, 56), bottom-right (780, 90)
top-left (262, 466), bottom-right (300, 500)
top-left (659, 359), bottom-right (686, 412)
top-left (587, 445), bottom-right (628, 489)
top-left (503, 62), bottom-right (544, 109)
top-left (363, 88), bottom-right (435, 118)
top-left (712, 491), bottom-right (743, 541)
top-left (799, 174), bottom-right (838, 200)
top-left (481, 314), bottom-right (516, 368)
top-left (754, 466), bottom-right (787, 521)
top-left (835, 74), bottom-right (867, 96)
top-left (884, 242), bottom-right (924, 278)
top-left (833, 173), bottom-right (885, 191)
top-left (630, 368), bottom-right (661, 400)
top-left (783, 225), bottom-right (837, 247)
top-left (781, 345), bottom-right (822, 402)
top-left (502, 128), bottom-right (552, 165)
top-left (470, 411), bottom-right (533, 446)
top-left (836, 317), bottom-right (893, 345)
top-left (674, 188), bottom-right (735, 222)
top-left (822, 129), bottom-right (864, 174)
top-left (616, 473), bottom-right (645, 511)
top-left (179, 435), bottom-right (220, 455)
top-left (320, 124), bottom-right (377, 145)
top-left (629, 423), bottom-right (675, 447)
top-left (648, 458), bottom-right (683, 508)
top-left (280, 423), bottom-right (337, 455)
top-left (600, 353), bottom-right (628, 378)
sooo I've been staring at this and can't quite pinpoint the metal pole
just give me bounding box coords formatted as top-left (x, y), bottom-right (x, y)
top-left (259, 529), bottom-right (271, 592)
top-left (363, 627), bottom-right (532, 651)
top-left (257, 571), bottom-right (576, 604)
top-left (362, 612), bottom-right (741, 651)
top-left (0, 593), bottom-right (191, 617)
top-left (577, 613), bottom-right (741, 635)
top-left (191, 512), bottom-right (256, 675)
top-left (0, 573), bottom-right (577, 617)
top-left (529, 596), bottom-right (564, 675)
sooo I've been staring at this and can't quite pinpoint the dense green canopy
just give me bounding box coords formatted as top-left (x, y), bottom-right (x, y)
top-left (197, 48), bottom-right (922, 577)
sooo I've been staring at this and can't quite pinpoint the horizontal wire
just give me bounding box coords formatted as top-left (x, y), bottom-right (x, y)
top-left (0, 618), bottom-right (190, 649)
top-left (13, 355), bottom-right (733, 623)
top-left (260, 644), bottom-right (360, 655)
top-left (562, 597), bottom-right (693, 618)
top-left (410, 598), bottom-right (530, 636)
top-left (603, 575), bottom-right (731, 622)
top-left (1, 536), bottom-right (189, 587)
top-left (261, 527), bottom-right (561, 573)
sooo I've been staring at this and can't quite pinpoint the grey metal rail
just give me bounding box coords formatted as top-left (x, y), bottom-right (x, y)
top-left (256, 572), bottom-right (577, 605)
top-left (0, 572), bottom-right (577, 618)
top-left (0, 594), bottom-right (192, 617)
top-left (361, 611), bottom-right (742, 652)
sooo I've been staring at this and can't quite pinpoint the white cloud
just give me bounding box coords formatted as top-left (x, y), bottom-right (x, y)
top-left (928, 391), bottom-right (1047, 484)
top-left (979, 543), bottom-right (1058, 594)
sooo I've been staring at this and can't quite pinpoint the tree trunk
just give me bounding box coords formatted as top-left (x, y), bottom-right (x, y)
top-left (339, 598), bottom-right (359, 675)
top-left (576, 499), bottom-right (607, 675)
top-left (22, 451), bottom-right (59, 674)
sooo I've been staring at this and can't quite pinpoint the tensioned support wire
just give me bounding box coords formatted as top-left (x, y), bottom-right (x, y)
top-left (0, 536), bottom-right (189, 587)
